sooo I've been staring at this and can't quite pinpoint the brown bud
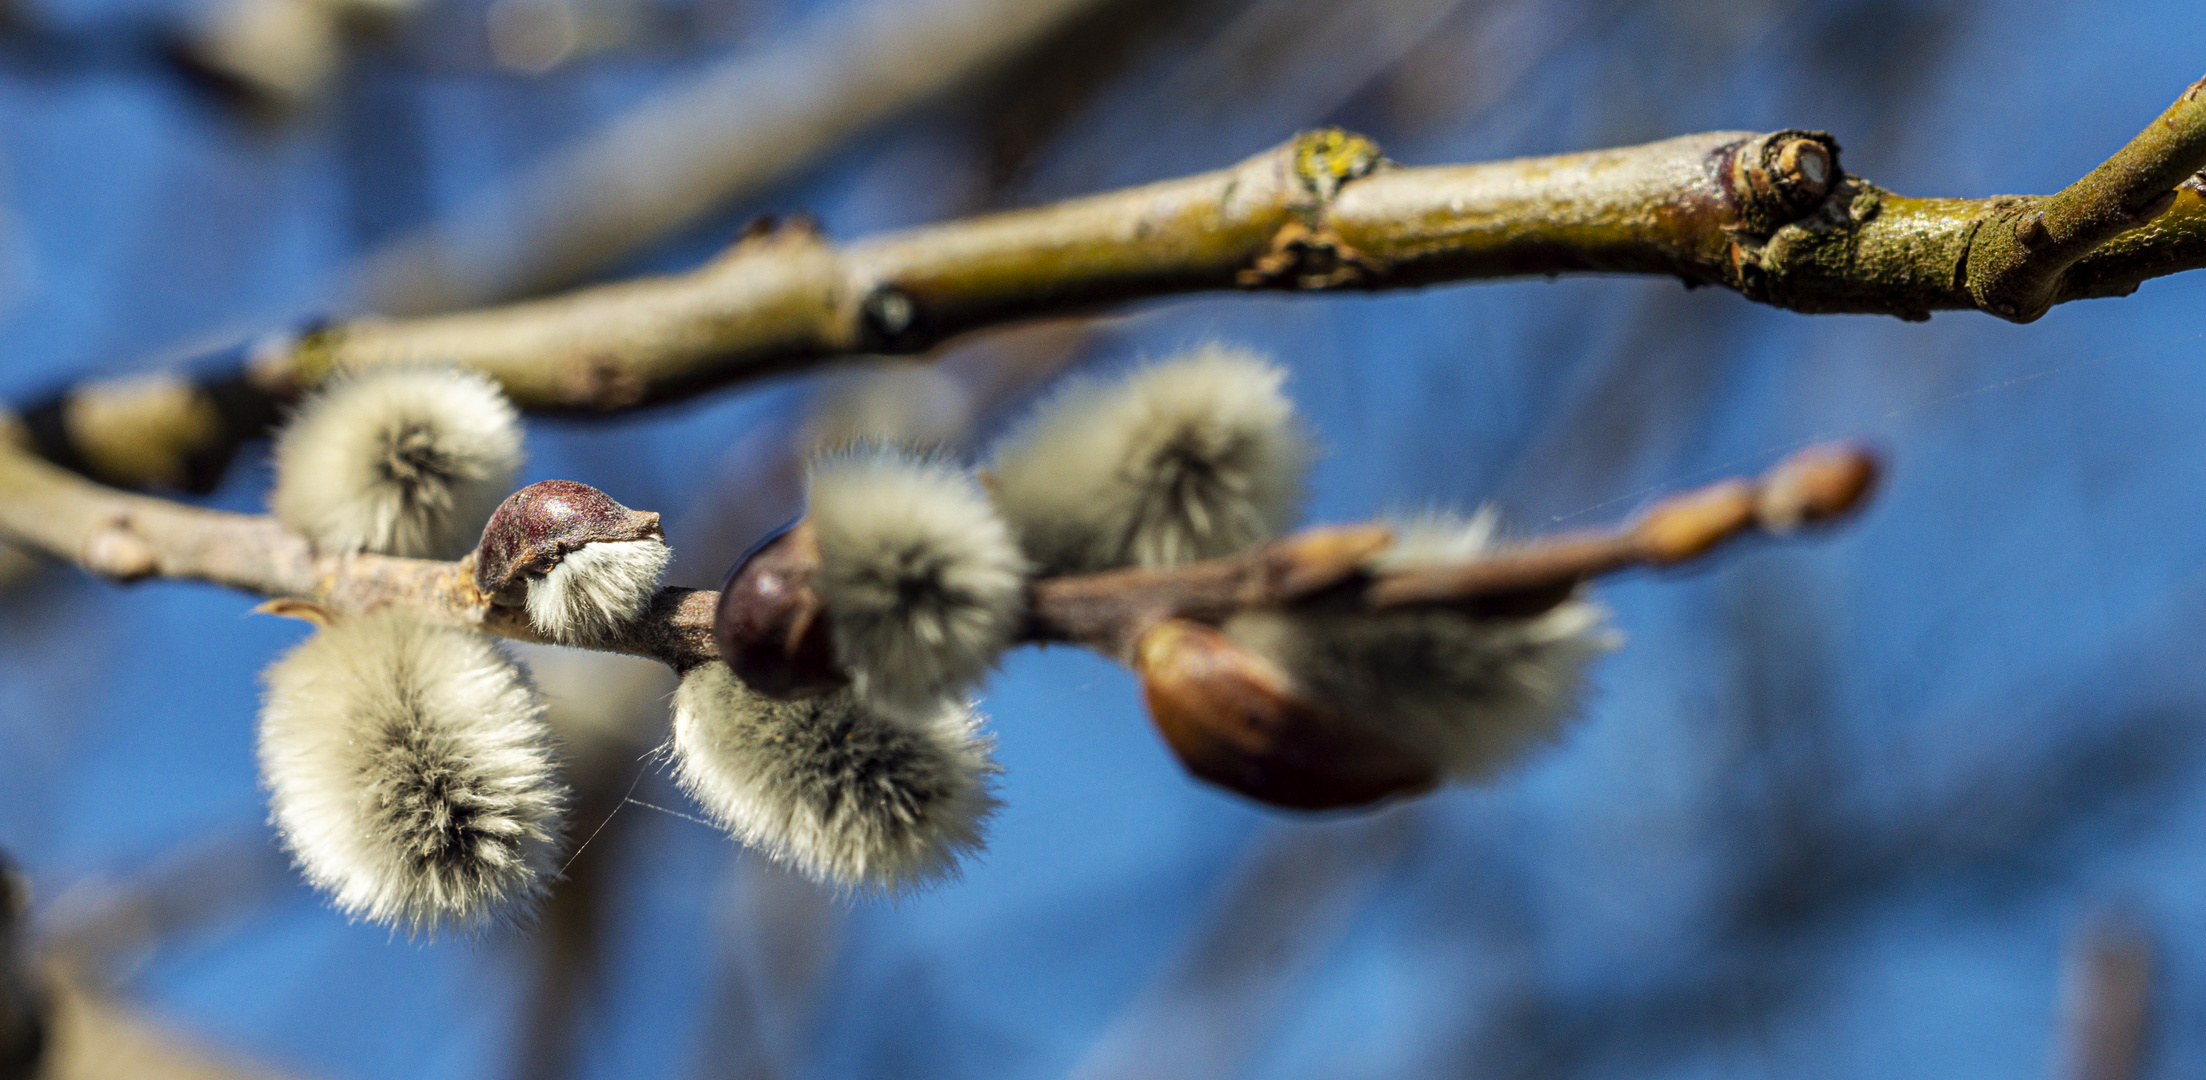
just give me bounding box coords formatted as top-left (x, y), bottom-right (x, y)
top-left (251, 598), bottom-right (338, 626)
top-left (714, 519), bottom-right (848, 699)
top-left (1136, 619), bottom-right (1437, 811)
top-left (1262, 525), bottom-right (1393, 600)
top-left (473, 480), bottom-right (663, 604)
top-left (1757, 443), bottom-right (1880, 531)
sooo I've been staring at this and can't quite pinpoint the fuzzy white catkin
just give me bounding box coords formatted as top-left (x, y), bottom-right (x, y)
top-left (271, 366), bottom-right (524, 558)
top-left (258, 610), bottom-right (566, 934)
top-left (525, 538), bottom-right (672, 644)
top-left (671, 662), bottom-right (998, 891)
top-left (987, 344), bottom-right (1312, 573)
top-left (1225, 512), bottom-right (1617, 781)
top-left (808, 449), bottom-right (1027, 721)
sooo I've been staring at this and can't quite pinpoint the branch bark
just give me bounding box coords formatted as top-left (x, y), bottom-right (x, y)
top-left (281, 83), bottom-right (2206, 411)
top-left (28, 77), bottom-right (2206, 492)
top-left (0, 420), bottom-right (1876, 677)
top-left (1968, 76), bottom-right (2206, 322)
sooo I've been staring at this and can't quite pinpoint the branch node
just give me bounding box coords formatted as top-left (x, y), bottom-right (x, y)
top-left (860, 286), bottom-right (921, 350)
top-left (2018, 210), bottom-right (2051, 250)
top-left (1258, 525), bottom-right (1393, 602)
top-left (1970, 75), bottom-right (2206, 321)
top-left (1729, 129), bottom-right (1842, 235)
top-left (1290, 128), bottom-right (1385, 203)
top-left (559, 355), bottom-right (648, 411)
top-left (1236, 222), bottom-right (1388, 289)
top-left (2134, 188), bottom-right (2178, 224)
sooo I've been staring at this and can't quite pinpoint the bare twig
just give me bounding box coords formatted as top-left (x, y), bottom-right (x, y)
top-left (1, 843), bottom-right (302, 1080)
top-left (0, 420), bottom-right (1877, 677)
top-left (31, 80), bottom-right (2206, 491)
top-left (29, 960), bottom-right (291, 1080)
top-left (1029, 445), bottom-right (1879, 659)
top-left (170, 0), bottom-right (413, 114)
top-left (272, 128), bottom-right (1844, 412)
top-left (262, 88), bottom-right (2206, 406)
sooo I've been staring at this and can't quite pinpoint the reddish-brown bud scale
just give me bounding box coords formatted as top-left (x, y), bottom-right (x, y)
top-left (1135, 618), bottom-right (1437, 811)
top-left (473, 479), bottom-right (663, 603)
top-left (713, 519), bottom-right (848, 699)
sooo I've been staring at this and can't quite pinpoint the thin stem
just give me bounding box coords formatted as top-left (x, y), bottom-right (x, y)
top-left (0, 421), bottom-right (1876, 676)
top-left (1029, 444), bottom-right (1879, 658)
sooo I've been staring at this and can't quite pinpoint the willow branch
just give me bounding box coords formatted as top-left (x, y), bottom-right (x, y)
top-left (0, 426), bottom-right (714, 666)
top-left (28, 77), bottom-right (2206, 493)
top-left (1969, 75), bottom-right (2206, 322)
top-left (270, 79), bottom-right (2206, 401)
top-left (0, 418), bottom-right (1876, 679)
top-left (1027, 444), bottom-right (1879, 658)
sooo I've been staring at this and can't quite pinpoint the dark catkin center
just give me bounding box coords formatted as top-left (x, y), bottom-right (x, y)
top-left (799, 702), bottom-right (939, 827)
top-left (1304, 612), bottom-right (1524, 710)
top-left (891, 544), bottom-right (951, 603)
top-left (882, 543), bottom-right (972, 640)
top-left (364, 685), bottom-right (518, 884)
top-left (378, 423), bottom-right (459, 509)
top-left (1126, 434), bottom-right (1249, 558)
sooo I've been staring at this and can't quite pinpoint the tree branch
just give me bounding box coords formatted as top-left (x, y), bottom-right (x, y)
top-left (1027, 444), bottom-right (1878, 659)
top-left (272, 84), bottom-right (2206, 409)
top-left (27, 79), bottom-right (2206, 493)
top-left (1968, 76), bottom-right (2206, 322)
top-left (0, 420), bottom-right (1876, 678)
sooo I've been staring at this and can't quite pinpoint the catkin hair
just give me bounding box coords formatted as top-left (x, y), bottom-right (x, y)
top-left (988, 344), bottom-right (1311, 573)
top-left (524, 538), bottom-right (672, 644)
top-left (808, 448), bottom-right (1028, 721)
top-left (271, 366), bottom-right (524, 558)
top-left (258, 610), bottom-right (566, 935)
top-left (1226, 512), bottom-right (1615, 780)
top-left (671, 662), bottom-right (998, 892)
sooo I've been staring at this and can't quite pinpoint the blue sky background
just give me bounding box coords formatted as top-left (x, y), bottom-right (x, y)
top-left (6, 0), bottom-right (2206, 1078)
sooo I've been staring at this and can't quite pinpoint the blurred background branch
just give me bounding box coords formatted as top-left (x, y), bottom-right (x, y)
top-left (352, 0), bottom-right (1118, 314)
top-left (2052, 914), bottom-right (2154, 1080)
